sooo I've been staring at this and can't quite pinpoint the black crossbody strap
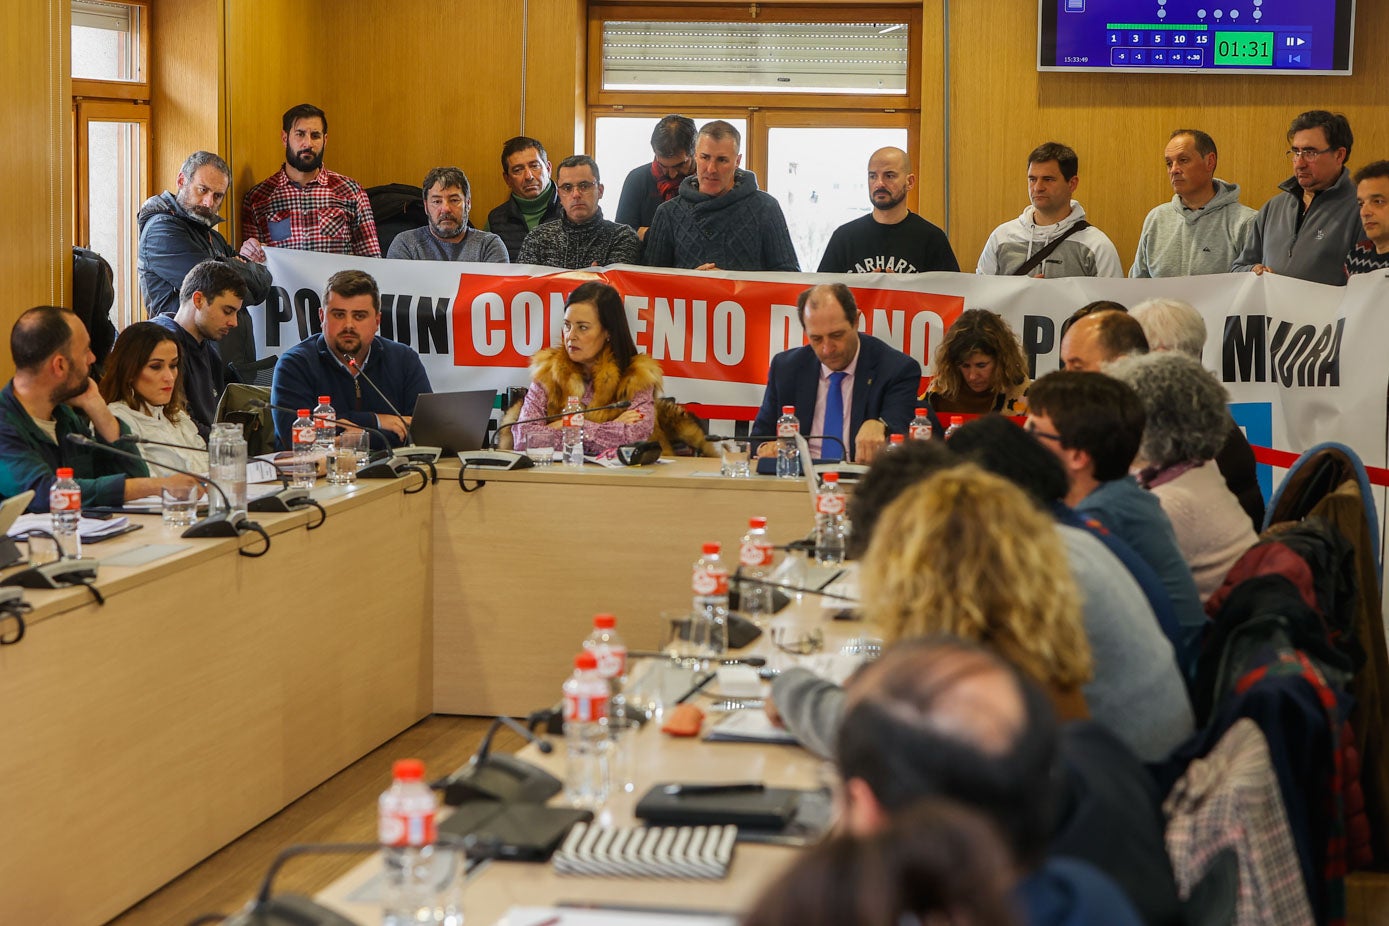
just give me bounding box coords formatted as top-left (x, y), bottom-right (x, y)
top-left (1012, 220), bottom-right (1091, 276)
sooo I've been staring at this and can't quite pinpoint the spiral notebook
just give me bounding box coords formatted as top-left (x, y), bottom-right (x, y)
top-left (552, 822), bottom-right (736, 879)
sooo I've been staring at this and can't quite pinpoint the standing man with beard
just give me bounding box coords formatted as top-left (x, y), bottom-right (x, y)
top-left (386, 167), bottom-right (508, 262)
top-left (0, 306), bottom-right (198, 510)
top-left (818, 148), bottom-right (959, 274)
top-left (137, 151), bottom-right (270, 366)
top-left (242, 103), bottom-right (381, 258)
top-left (270, 270), bottom-right (431, 451)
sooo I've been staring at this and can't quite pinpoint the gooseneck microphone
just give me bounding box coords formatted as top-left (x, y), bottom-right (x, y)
top-left (345, 356), bottom-right (417, 447)
top-left (67, 433), bottom-right (244, 539)
top-left (437, 714), bottom-right (563, 805)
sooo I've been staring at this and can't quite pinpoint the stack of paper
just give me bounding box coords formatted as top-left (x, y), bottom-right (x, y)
top-left (9, 513), bottom-right (131, 541)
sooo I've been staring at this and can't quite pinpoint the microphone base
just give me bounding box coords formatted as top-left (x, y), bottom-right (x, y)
top-left (248, 487), bottom-right (310, 513)
top-left (1, 557), bottom-right (98, 589)
top-left (441, 754), bottom-right (563, 805)
top-left (358, 457), bottom-right (412, 479)
top-left (182, 515), bottom-right (242, 538)
top-left (457, 450), bottom-right (534, 470)
top-left (396, 444), bottom-right (442, 464)
top-left (222, 894), bottom-right (357, 926)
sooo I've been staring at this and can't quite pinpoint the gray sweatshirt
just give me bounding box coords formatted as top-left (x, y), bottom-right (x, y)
top-left (1231, 168), bottom-right (1364, 285)
top-left (1130, 180), bottom-right (1257, 278)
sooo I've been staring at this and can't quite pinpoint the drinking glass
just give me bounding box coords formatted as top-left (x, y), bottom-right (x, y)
top-left (719, 439), bottom-right (751, 477)
top-left (161, 482), bottom-right (199, 527)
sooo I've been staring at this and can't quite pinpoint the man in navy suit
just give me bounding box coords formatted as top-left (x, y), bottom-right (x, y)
top-left (751, 283), bottom-right (920, 464)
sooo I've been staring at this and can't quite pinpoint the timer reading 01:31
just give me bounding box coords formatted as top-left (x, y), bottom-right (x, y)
top-left (1213, 31), bottom-right (1275, 66)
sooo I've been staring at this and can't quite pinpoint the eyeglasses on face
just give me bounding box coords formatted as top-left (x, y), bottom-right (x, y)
top-left (1286, 147), bottom-right (1336, 162)
top-left (558, 181), bottom-right (597, 194)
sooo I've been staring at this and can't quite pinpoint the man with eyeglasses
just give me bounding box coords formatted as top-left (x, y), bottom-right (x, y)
top-left (485, 136), bottom-right (563, 262)
top-left (386, 167), bottom-right (508, 263)
top-left (1130, 130), bottom-right (1256, 278)
top-left (1232, 110), bottom-right (1363, 286)
top-left (615, 115), bottom-right (697, 241)
top-left (1026, 371), bottom-right (1207, 661)
top-left (818, 147), bottom-right (959, 274)
top-left (517, 156), bottom-right (641, 270)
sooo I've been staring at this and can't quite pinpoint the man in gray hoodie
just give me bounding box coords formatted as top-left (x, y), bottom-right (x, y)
top-left (1131, 130), bottom-right (1255, 278)
top-left (976, 142), bottom-right (1123, 279)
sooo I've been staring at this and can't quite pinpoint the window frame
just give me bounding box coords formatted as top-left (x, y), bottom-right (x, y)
top-left (587, 3), bottom-right (922, 112)
top-left (71, 0), bottom-right (150, 100)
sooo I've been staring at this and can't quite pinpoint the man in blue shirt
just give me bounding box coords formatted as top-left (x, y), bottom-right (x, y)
top-left (1027, 371), bottom-right (1208, 664)
top-left (270, 269), bottom-right (432, 450)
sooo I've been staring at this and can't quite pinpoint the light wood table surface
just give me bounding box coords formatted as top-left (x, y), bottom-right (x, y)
top-left (431, 458), bottom-right (817, 716)
top-left (317, 585), bottom-right (873, 925)
top-left (0, 477), bottom-right (434, 925)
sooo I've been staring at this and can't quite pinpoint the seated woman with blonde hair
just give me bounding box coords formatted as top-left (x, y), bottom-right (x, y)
top-left (99, 321), bottom-right (207, 474)
top-left (925, 308), bottom-right (1030, 418)
top-left (509, 281), bottom-right (661, 456)
top-left (768, 463), bottom-right (1093, 757)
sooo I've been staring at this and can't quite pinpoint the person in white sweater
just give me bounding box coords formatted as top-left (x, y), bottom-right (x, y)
top-left (99, 321), bottom-right (208, 475)
top-left (1106, 352), bottom-right (1258, 600)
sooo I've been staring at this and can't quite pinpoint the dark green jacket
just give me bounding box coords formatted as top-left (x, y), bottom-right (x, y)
top-left (0, 381), bottom-right (147, 512)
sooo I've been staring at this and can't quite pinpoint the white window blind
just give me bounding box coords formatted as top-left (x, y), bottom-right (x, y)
top-left (601, 20), bottom-right (910, 94)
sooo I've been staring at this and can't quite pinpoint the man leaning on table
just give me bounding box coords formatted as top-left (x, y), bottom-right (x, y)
top-left (750, 283), bottom-right (919, 464)
top-left (0, 306), bottom-right (198, 512)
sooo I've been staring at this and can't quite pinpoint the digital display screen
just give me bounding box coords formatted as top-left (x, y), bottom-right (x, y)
top-left (1038, 0), bottom-right (1355, 75)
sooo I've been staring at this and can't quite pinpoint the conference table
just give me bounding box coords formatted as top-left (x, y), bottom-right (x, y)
top-left (0, 455), bottom-right (821, 924)
top-left (316, 580), bottom-right (869, 925)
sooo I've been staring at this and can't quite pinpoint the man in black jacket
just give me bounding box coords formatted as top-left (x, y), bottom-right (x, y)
top-left (484, 136), bottom-right (562, 262)
top-left (136, 151), bottom-right (271, 368)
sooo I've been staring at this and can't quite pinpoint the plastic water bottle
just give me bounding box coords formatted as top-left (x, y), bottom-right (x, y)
top-left (909, 408), bottom-right (933, 441)
top-left (738, 517), bottom-right (775, 625)
top-left (814, 472), bottom-right (847, 565)
top-left (563, 652), bottom-right (610, 809)
top-left (290, 408), bottom-right (317, 488)
top-left (887, 434), bottom-right (905, 450)
top-left (691, 541), bottom-right (730, 657)
top-left (50, 467), bottom-right (81, 559)
top-left (561, 396), bottom-right (585, 467)
top-left (775, 406), bottom-right (800, 479)
top-left (584, 613), bottom-right (628, 701)
top-left (207, 422), bottom-right (248, 520)
top-left (945, 415), bottom-right (964, 440)
top-left (378, 758), bottom-right (439, 926)
top-left (312, 395), bottom-right (336, 452)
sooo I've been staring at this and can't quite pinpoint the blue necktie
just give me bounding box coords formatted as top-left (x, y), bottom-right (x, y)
top-left (823, 371), bottom-right (847, 461)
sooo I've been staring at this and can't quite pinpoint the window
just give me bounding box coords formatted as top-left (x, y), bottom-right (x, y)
top-left (588, 4), bottom-right (921, 269)
top-left (72, 0), bottom-right (150, 329)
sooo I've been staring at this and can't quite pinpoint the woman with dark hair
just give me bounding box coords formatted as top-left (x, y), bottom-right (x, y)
top-left (512, 281), bottom-right (661, 455)
top-left (925, 308), bottom-right (1030, 417)
top-left (743, 798), bottom-right (1020, 926)
top-left (100, 321), bottom-right (208, 473)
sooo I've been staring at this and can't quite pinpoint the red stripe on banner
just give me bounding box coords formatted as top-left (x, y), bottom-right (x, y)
top-left (686, 404), bottom-right (759, 421)
top-left (1251, 446), bottom-right (1389, 488)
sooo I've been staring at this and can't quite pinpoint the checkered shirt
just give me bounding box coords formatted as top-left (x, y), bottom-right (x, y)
top-left (241, 165), bottom-right (380, 257)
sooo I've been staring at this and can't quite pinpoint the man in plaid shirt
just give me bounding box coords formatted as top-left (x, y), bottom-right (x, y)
top-left (241, 103), bottom-right (380, 258)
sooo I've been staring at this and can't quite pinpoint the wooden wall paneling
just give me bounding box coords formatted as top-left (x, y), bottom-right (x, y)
top-left (225, 0), bottom-right (339, 244)
top-left (917, 0), bottom-right (946, 227)
top-left (0, 0), bottom-right (70, 380)
top-left (151, 0), bottom-right (225, 190)
top-left (947, 0), bottom-right (1388, 276)
top-left (525, 0), bottom-right (588, 161)
top-left (301, 0), bottom-right (527, 222)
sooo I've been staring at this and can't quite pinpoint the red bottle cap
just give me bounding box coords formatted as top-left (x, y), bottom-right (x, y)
top-left (575, 651), bottom-right (598, 670)
top-left (593, 613), bottom-right (616, 629)
top-left (56, 467), bottom-right (74, 479)
top-left (318, 395), bottom-right (331, 405)
top-left (781, 405), bottom-right (795, 414)
top-left (823, 472), bottom-right (839, 483)
top-left (702, 542), bottom-right (721, 555)
top-left (748, 517), bottom-right (767, 529)
top-left (950, 415), bottom-right (964, 426)
top-left (890, 434), bottom-right (905, 444)
top-left (392, 758), bottom-right (425, 781)
top-left (298, 409), bottom-right (311, 417)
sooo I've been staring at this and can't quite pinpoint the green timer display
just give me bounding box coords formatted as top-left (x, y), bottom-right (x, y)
top-left (1213, 31), bottom-right (1275, 66)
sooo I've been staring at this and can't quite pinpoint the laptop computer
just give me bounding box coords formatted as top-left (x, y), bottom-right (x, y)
top-left (410, 389), bottom-right (498, 456)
